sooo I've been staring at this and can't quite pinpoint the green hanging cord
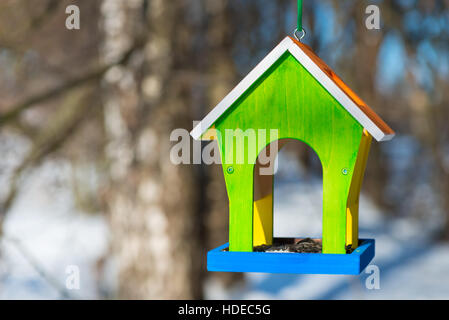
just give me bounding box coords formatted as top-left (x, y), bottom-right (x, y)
top-left (294, 0), bottom-right (306, 41)
top-left (297, 0), bottom-right (303, 31)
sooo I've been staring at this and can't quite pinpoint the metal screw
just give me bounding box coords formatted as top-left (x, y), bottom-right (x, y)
top-left (342, 168), bottom-right (349, 175)
top-left (227, 167), bottom-right (234, 174)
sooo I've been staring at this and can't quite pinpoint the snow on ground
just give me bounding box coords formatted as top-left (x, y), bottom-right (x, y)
top-left (205, 151), bottom-right (449, 300)
top-left (0, 158), bottom-right (109, 299)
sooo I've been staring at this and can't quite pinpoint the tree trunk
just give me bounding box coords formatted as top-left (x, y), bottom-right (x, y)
top-left (101, 0), bottom-right (205, 299)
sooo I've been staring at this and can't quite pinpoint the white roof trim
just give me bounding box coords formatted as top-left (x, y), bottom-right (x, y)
top-left (191, 37), bottom-right (393, 142)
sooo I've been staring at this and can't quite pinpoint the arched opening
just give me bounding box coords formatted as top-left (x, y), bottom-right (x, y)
top-left (273, 140), bottom-right (323, 238)
top-left (253, 139), bottom-right (323, 252)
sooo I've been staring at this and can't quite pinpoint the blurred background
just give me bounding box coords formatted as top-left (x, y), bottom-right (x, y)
top-left (0, 0), bottom-right (448, 299)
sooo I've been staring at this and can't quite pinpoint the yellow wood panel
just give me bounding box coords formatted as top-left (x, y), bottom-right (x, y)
top-left (253, 194), bottom-right (273, 246)
top-left (201, 125), bottom-right (217, 140)
top-left (346, 129), bottom-right (372, 249)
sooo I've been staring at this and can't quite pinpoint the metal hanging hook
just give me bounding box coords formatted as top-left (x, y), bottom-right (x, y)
top-left (293, 28), bottom-right (306, 41)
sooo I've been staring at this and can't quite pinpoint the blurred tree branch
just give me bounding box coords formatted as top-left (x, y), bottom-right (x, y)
top-left (0, 42), bottom-right (142, 128)
top-left (29, 0), bottom-right (61, 31)
top-left (0, 87), bottom-right (96, 226)
top-left (0, 37), bottom-right (145, 225)
top-left (3, 236), bottom-right (75, 299)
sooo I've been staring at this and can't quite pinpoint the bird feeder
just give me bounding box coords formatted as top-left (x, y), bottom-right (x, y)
top-left (191, 36), bottom-right (395, 275)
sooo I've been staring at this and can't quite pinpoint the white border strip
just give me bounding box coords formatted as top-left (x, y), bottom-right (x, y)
top-left (191, 37), bottom-right (393, 142)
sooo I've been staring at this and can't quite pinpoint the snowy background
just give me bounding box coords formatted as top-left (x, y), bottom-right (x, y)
top-left (1, 135), bottom-right (448, 300)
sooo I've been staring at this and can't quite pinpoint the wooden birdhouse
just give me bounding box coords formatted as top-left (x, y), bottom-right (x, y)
top-left (191, 36), bottom-right (395, 275)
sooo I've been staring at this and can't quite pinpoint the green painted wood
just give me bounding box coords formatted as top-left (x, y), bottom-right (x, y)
top-left (215, 52), bottom-right (363, 254)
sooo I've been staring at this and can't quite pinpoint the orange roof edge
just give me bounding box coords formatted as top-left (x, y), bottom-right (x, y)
top-left (288, 36), bottom-right (395, 137)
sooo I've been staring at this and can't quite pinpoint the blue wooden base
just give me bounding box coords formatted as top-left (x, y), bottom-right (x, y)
top-left (207, 239), bottom-right (375, 275)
